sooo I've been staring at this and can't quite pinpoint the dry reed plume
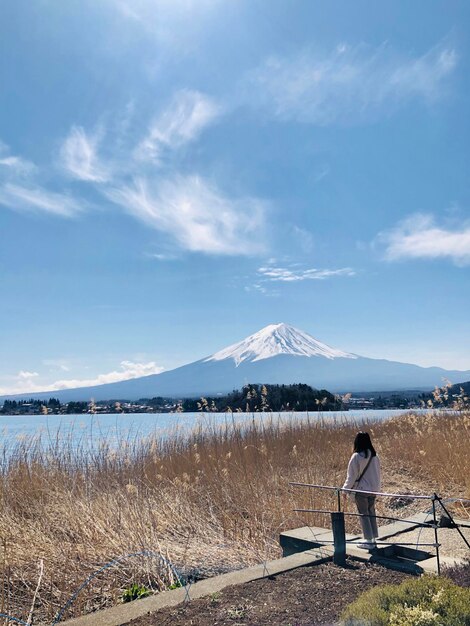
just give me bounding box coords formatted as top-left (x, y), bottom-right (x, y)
top-left (0, 410), bottom-right (469, 624)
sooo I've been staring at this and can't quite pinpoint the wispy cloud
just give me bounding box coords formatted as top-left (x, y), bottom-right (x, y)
top-left (114, 0), bottom-right (220, 21)
top-left (0, 361), bottom-right (164, 396)
top-left (247, 263), bottom-right (356, 296)
top-left (249, 42), bottom-right (457, 124)
top-left (244, 282), bottom-right (280, 297)
top-left (379, 214), bottom-right (470, 266)
top-left (134, 90), bottom-right (221, 163)
top-left (42, 359), bottom-right (71, 372)
top-left (0, 183), bottom-right (83, 217)
top-left (61, 126), bottom-right (109, 182)
top-left (0, 156), bottom-right (36, 176)
top-left (0, 140), bottom-right (36, 176)
top-left (291, 225), bottom-right (314, 253)
top-left (2, 93), bottom-right (266, 257)
top-left (112, 0), bottom-right (222, 44)
top-left (106, 175), bottom-right (266, 255)
top-left (145, 252), bottom-right (179, 261)
top-left (257, 265), bottom-right (356, 282)
top-left (311, 165), bottom-right (330, 185)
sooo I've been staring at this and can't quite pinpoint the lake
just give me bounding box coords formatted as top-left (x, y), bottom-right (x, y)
top-left (0, 408), bottom-right (428, 454)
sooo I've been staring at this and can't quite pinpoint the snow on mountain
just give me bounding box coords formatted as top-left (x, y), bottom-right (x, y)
top-left (205, 323), bottom-right (357, 366)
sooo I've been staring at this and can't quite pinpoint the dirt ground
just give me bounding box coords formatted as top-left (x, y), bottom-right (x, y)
top-left (124, 559), bottom-right (413, 626)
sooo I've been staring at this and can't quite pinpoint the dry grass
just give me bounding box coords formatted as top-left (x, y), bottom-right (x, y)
top-left (0, 410), bottom-right (469, 624)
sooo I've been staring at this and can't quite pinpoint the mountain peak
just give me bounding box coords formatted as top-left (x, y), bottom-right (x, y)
top-left (205, 323), bottom-right (356, 366)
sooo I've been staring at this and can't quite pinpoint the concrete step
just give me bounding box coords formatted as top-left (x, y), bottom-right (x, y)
top-left (419, 555), bottom-right (467, 573)
top-left (345, 544), bottom-right (426, 574)
top-left (280, 526), bottom-right (359, 557)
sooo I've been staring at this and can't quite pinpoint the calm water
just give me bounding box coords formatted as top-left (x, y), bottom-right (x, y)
top-left (0, 409), bottom-right (428, 453)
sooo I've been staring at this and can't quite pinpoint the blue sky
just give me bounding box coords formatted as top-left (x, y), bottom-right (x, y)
top-left (1, 0), bottom-right (469, 394)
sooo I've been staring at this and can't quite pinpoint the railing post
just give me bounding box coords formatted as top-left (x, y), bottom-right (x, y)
top-left (331, 511), bottom-right (346, 566)
top-left (432, 494), bottom-right (441, 576)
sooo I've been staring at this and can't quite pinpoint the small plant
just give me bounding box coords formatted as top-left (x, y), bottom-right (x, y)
top-left (210, 591), bottom-right (222, 603)
top-left (341, 575), bottom-right (470, 626)
top-left (168, 580), bottom-right (183, 590)
top-left (121, 583), bottom-right (151, 603)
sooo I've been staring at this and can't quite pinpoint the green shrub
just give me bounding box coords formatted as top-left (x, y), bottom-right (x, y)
top-left (341, 575), bottom-right (470, 626)
top-left (121, 583), bottom-right (151, 603)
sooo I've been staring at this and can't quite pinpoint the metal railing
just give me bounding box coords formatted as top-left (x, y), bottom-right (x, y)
top-left (290, 483), bottom-right (470, 575)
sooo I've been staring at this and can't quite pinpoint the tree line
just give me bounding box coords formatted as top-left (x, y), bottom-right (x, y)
top-left (1, 384), bottom-right (345, 415)
top-left (0, 398), bottom-right (88, 414)
top-left (176, 383), bottom-right (343, 412)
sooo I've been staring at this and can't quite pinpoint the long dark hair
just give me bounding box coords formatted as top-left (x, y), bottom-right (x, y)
top-left (353, 432), bottom-right (376, 457)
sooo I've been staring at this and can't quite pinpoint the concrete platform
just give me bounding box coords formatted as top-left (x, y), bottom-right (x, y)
top-left (279, 512), bottom-right (457, 575)
top-left (280, 512), bottom-right (435, 557)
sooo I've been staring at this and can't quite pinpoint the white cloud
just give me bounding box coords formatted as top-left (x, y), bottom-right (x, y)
top-left (0, 361), bottom-right (164, 395)
top-left (0, 140), bottom-right (36, 176)
top-left (145, 252), bottom-right (179, 261)
top-left (389, 48), bottom-right (456, 100)
top-left (114, 100), bottom-right (136, 146)
top-left (1, 96), bottom-right (266, 258)
top-left (257, 265), bottom-right (356, 282)
top-left (29, 89), bottom-right (266, 257)
top-left (249, 42), bottom-right (457, 124)
top-left (114, 0), bottom-right (220, 20)
top-left (0, 183), bottom-right (83, 217)
top-left (291, 225), bottom-right (314, 253)
top-left (134, 90), bottom-right (221, 162)
top-left (47, 360), bottom-right (165, 390)
top-left (112, 0), bottom-right (222, 41)
top-left (379, 214), bottom-right (470, 265)
top-left (42, 359), bottom-right (71, 372)
top-left (0, 156), bottom-right (36, 176)
top-left (244, 282), bottom-right (280, 297)
top-left (248, 263), bottom-right (356, 296)
top-left (108, 0), bottom-right (226, 65)
top-left (0, 141), bottom-right (84, 218)
top-left (17, 371), bottom-right (39, 380)
top-left (61, 126), bottom-right (109, 182)
top-left (311, 165), bottom-right (330, 185)
top-left (106, 175), bottom-right (266, 255)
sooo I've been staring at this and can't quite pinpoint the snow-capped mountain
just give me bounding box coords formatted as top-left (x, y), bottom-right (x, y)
top-left (205, 323), bottom-right (356, 365)
top-left (2, 323), bottom-right (470, 401)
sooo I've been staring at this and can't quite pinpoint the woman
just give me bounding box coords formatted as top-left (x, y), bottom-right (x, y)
top-left (343, 432), bottom-right (381, 550)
